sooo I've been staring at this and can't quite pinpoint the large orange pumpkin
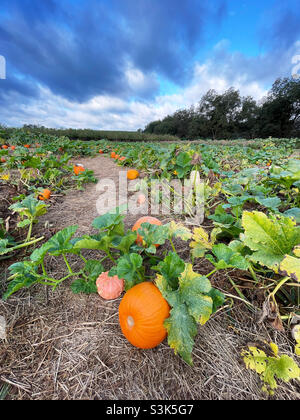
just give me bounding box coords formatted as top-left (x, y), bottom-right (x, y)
top-left (127, 169), bottom-right (139, 180)
top-left (132, 216), bottom-right (162, 246)
top-left (119, 282), bottom-right (170, 349)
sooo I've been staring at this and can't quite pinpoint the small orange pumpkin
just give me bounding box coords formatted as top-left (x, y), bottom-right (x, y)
top-left (2, 145), bottom-right (8, 149)
top-left (127, 169), bottom-right (139, 180)
top-left (0, 157), bottom-right (6, 163)
top-left (96, 271), bottom-right (124, 300)
top-left (119, 156), bottom-right (126, 161)
top-left (39, 189), bottom-right (51, 201)
top-left (119, 282), bottom-right (170, 349)
top-left (111, 151), bottom-right (116, 158)
top-left (132, 216), bottom-right (162, 247)
top-left (99, 149), bottom-right (104, 154)
top-left (10, 145), bottom-right (16, 151)
top-left (73, 164), bottom-right (85, 176)
top-left (24, 144), bottom-right (30, 148)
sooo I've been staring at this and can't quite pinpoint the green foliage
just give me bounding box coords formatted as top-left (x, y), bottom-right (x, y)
top-left (156, 260), bottom-right (224, 365)
top-left (144, 77), bottom-right (300, 139)
top-left (241, 211), bottom-right (300, 271)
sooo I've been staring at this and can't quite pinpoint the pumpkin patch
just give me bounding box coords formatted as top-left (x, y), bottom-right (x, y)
top-left (0, 128), bottom-right (299, 400)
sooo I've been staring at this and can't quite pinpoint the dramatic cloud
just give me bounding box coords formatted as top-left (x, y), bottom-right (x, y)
top-left (0, 0), bottom-right (226, 103)
top-left (0, 0), bottom-right (299, 129)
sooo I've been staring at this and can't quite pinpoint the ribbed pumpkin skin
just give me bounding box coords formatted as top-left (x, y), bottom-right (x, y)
top-left (119, 282), bottom-right (170, 349)
top-left (96, 272), bottom-right (124, 300)
top-left (132, 216), bottom-right (162, 246)
top-left (127, 169), bottom-right (139, 180)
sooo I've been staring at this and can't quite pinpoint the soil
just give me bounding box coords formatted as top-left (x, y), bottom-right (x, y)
top-left (0, 155), bottom-right (299, 400)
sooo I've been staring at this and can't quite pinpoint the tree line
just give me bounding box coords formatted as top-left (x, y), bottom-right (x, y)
top-left (144, 77), bottom-right (300, 140)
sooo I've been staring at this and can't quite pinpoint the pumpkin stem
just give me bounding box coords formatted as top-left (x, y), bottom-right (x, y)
top-left (63, 254), bottom-right (74, 274)
top-left (127, 316), bottom-right (135, 329)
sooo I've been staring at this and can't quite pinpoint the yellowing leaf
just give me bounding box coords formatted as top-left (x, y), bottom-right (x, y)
top-left (164, 304), bottom-right (198, 366)
top-left (179, 264), bottom-right (213, 325)
top-left (293, 245), bottom-right (300, 258)
top-left (168, 221), bottom-right (192, 241)
top-left (0, 173), bottom-right (10, 181)
top-left (242, 346), bottom-right (267, 374)
top-left (269, 342), bottom-right (279, 357)
top-left (155, 262), bottom-right (224, 365)
top-left (190, 226), bottom-right (215, 258)
top-left (279, 254), bottom-right (300, 282)
top-left (241, 342), bottom-right (300, 394)
top-left (292, 325), bottom-right (300, 356)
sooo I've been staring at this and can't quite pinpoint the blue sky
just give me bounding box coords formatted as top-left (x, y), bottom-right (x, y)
top-left (0, 0), bottom-right (299, 130)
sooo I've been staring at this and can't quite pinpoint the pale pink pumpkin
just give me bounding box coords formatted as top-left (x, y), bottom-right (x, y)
top-left (96, 271), bottom-right (125, 300)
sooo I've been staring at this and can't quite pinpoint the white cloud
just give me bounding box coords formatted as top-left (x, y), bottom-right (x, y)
top-left (2, 40), bottom-right (299, 130)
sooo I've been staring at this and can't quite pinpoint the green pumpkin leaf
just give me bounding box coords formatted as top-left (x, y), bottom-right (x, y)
top-left (284, 208), bottom-right (300, 223)
top-left (206, 243), bottom-right (250, 270)
top-left (241, 211), bottom-right (300, 271)
top-left (116, 253), bottom-right (144, 290)
top-left (155, 251), bottom-right (185, 290)
top-left (110, 231), bottom-right (137, 254)
top-left (84, 260), bottom-right (105, 281)
top-left (164, 302), bottom-right (198, 366)
top-left (3, 261), bottom-right (39, 300)
top-left (30, 241), bottom-right (52, 264)
top-left (74, 234), bottom-right (111, 254)
top-left (137, 223), bottom-right (169, 253)
top-left (10, 195), bottom-right (48, 221)
top-left (0, 239), bottom-right (9, 255)
top-left (179, 265), bottom-right (213, 325)
top-left (46, 225), bottom-right (79, 256)
top-left (92, 210), bottom-right (125, 236)
top-left (70, 278), bottom-right (97, 294)
top-left (156, 263), bottom-right (224, 365)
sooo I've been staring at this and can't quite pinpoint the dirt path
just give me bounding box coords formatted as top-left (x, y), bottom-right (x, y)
top-left (41, 155), bottom-right (150, 235)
